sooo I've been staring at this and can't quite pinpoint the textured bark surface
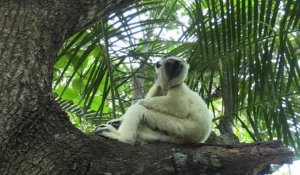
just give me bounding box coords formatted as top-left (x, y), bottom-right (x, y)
top-left (0, 0), bottom-right (137, 174)
top-left (0, 0), bottom-right (294, 175)
top-left (88, 138), bottom-right (293, 175)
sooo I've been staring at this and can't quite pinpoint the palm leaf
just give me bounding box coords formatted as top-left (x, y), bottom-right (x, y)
top-left (177, 0), bottom-right (300, 154)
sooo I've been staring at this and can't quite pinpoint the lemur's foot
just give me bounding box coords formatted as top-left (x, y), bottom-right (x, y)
top-left (95, 124), bottom-right (108, 134)
top-left (107, 118), bottom-right (122, 129)
top-left (95, 124), bottom-right (122, 142)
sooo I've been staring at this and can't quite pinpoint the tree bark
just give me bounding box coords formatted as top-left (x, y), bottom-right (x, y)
top-left (0, 1), bottom-right (293, 174)
top-left (89, 138), bottom-right (293, 175)
top-left (0, 0), bottom-right (137, 174)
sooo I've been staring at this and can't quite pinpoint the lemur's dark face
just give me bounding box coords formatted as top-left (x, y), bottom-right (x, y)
top-left (155, 56), bottom-right (189, 83)
top-left (164, 58), bottom-right (184, 79)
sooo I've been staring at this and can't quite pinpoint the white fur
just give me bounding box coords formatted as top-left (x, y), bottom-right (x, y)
top-left (96, 56), bottom-right (212, 145)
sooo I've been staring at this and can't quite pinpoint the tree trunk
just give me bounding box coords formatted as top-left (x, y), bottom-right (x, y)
top-left (0, 0), bottom-right (136, 174)
top-left (0, 1), bottom-right (293, 174)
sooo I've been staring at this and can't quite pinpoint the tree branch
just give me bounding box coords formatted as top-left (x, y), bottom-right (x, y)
top-left (90, 136), bottom-right (294, 174)
top-left (75, 0), bottom-right (140, 32)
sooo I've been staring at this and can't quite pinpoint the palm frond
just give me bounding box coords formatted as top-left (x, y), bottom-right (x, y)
top-left (176, 0), bottom-right (300, 154)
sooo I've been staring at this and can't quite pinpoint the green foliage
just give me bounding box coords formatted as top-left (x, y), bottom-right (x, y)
top-left (53, 0), bottom-right (300, 156)
top-left (178, 0), bottom-right (300, 156)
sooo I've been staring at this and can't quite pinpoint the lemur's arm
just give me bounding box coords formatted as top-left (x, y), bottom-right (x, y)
top-left (145, 84), bottom-right (163, 99)
top-left (139, 86), bottom-right (189, 118)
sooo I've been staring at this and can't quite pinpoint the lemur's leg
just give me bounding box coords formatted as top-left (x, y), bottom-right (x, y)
top-left (96, 103), bottom-right (192, 144)
top-left (137, 126), bottom-right (182, 144)
top-left (96, 104), bottom-right (145, 144)
top-left (140, 108), bottom-right (190, 138)
top-left (95, 124), bottom-right (119, 139)
top-left (117, 104), bottom-right (190, 139)
top-left (114, 104), bottom-right (147, 144)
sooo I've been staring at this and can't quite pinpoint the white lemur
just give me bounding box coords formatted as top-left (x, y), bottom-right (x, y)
top-left (95, 56), bottom-right (212, 145)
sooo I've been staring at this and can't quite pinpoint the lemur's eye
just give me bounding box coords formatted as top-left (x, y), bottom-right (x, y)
top-left (156, 61), bottom-right (161, 68)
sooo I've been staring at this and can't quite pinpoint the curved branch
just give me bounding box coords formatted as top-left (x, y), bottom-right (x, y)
top-left (90, 137), bottom-right (294, 174)
top-left (75, 0), bottom-right (140, 32)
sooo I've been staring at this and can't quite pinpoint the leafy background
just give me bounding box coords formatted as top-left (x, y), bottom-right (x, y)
top-left (53, 0), bottom-right (300, 158)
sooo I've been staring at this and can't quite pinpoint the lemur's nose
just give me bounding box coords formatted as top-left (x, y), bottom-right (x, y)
top-left (166, 59), bottom-right (182, 68)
